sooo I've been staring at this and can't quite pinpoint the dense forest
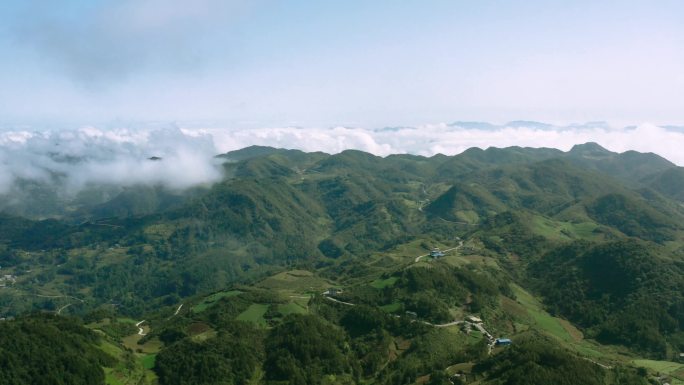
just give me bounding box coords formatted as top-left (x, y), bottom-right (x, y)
top-left (0, 314), bottom-right (115, 385)
top-left (530, 240), bottom-right (684, 357)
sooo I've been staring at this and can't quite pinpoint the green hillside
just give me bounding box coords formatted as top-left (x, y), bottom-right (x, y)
top-left (2, 143), bottom-right (684, 384)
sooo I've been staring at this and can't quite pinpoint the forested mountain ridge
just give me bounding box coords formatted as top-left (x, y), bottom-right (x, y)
top-left (1, 143), bottom-right (684, 384)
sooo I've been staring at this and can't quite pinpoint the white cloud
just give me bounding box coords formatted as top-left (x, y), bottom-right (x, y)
top-left (202, 122), bottom-right (684, 166)
top-left (0, 125), bottom-right (222, 195)
top-left (1, 121), bottom-right (683, 198)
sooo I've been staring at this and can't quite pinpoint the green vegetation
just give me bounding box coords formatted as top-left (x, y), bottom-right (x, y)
top-left (530, 240), bottom-right (684, 357)
top-left (474, 335), bottom-right (648, 385)
top-left (379, 302), bottom-right (402, 313)
top-left (191, 290), bottom-right (242, 313)
top-left (236, 303), bottom-right (270, 326)
top-left (265, 315), bottom-right (357, 384)
top-left (278, 302), bottom-right (308, 316)
top-left (0, 314), bottom-right (115, 385)
top-left (511, 284), bottom-right (573, 342)
top-left (141, 354), bottom-right (156, 370)
top-left (4, 143), bottom-right (684, 383)
top-left (155, 321), bottom-right (265, 385)
top-left (371, 276), bottom-right (398, 289)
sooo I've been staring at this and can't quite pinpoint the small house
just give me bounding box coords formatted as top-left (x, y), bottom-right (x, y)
top-left (466, 315), bottom-right (483, 323)
top-left (495, 338), bottom-right (512, 346)
top-left (430, 248), bottom-right (445, 258)
top-left (325, 288), bottom-right (342, 296)
top-left (405, 311), bottom-right (418, 319)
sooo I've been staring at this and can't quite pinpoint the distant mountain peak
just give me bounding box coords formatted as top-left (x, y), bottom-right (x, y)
top-left (505, 120), bottom-right (554, 129)
top-left (566, 121), bottom-right (610, 129)
top-left (569, 142), bottom-right (613, 157)
top-left (216, 145), bottom-right (280, 161)
top-left (448, 121), bottom-right (499, 130)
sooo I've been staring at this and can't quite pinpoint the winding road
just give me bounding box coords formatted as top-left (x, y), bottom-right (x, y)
top-left (32, 293), bottom-right (84, 316)
top-left (56, 303), bottom-right (73, 315)
top-left (135, 320), bottom-right (146, 336)
top-left (321, 238), bottom-right (504, 351)
top-left (35, 293), bottom-right (84, 303)
top-left (582, 357), bottom-right (613, 370)
top-left (323, 296), bottom-right (356, 306)
top-left (414, 240), bottom-right (464, 263)
top-left (324, 296), bottom-right (485, 329)
top-left (173, 304), bottom-right (183, 316)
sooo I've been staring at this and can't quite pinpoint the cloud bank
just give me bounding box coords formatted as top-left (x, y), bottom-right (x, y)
top-left (0, 126), bottom-right (222, 195)
top-left (203, 122), bottom-right (684, 166)
top-left (1, 121), bottom-right (683, 196)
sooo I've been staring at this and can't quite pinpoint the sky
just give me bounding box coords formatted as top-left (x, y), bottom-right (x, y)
top-left (1, 1), bottom-right (684, 192)
top-left (1, 0), bottom-right (684, 126)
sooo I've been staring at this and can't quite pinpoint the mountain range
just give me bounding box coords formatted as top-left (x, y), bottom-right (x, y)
top-left (1, 142), bottom-right (684, 385)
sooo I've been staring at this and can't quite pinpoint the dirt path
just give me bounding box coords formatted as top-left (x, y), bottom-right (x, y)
top-left (323, 292), bottom-right (502, 356)
top-left (417, 199), bottom-right (429, 212)
top-left (135, 320), bottom-right (146, 336)
top-left (32, 293), bottom-right (84, 316)
top-left (437, 217), bottom-right (474, 226)
top-left (421, 320), bottom-right (464, 328)
top-left (35, 294), bottom-right (84, 303)
top-left (56, 303), bottom-right (73, 315)
top-left (325, 295), bottom-right (475, 329)
top-left (324, 296), bottom-right (355, 306)
top-left (174, 304), bottom-right (183, 316)
top-left (582, 357), bottom-right (613, 370)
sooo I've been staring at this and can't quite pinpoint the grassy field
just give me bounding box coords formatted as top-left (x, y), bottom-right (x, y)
top-left (236, 303), bottom-right (270, 327)
top-left (510, 284), bottom-right (619, 361)
top-left (140, 354), bottom-right (156, 370)
top-left (633, 359), bottom-right (684, 373)
top-left (116, 317), bottom-right (138, 324)
top-left (256, 270), bottom-right (331, 294)
top-left (566, 222), bottom-right (599, 238)
top-left (511, 283), bottom-right (574, 342)
top-left (142, 223), bottom-right (176, 241)
top-left (371, 276), bottom-right (398, 289)
top-left (100, 338), bottom-right (156, 385)
top-left (466, 330), bottom-right (484, 344)
top-left (442, 253), bottom-right (500, 270)
top-left (121, 331), bottom-right (144, 352)
top-left (278, 302), bottom-right (308, 316)
top-left (192, 290), bottom-right (242, 313)
top-left (633, 359), bottom-right (684, 383)
top-left (289, 294), bottom-right (312, 310)
top-left (454, 210), bottom-right (480, 224)
top-left (98, 321), bottom-right (160, 385)
top-left (191, 328), bottom-right (218, 342)
top-left (104, 368), bottom-right (125, 385)
top-left (380, 302), bottom-right (402, 313)
top-left (529, 215), bottom-right (599, 241)
top-left (373, 238), bottom-right (435, 264)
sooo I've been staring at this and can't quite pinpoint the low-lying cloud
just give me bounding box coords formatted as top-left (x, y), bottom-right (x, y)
top-left (0, 126), bottom-right (222, 195)
top-left (1, 121), bottom-right (683, 197)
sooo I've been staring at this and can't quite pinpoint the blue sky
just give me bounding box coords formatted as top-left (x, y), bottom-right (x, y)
top-left (1, 0), bottom-right (684, 127)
